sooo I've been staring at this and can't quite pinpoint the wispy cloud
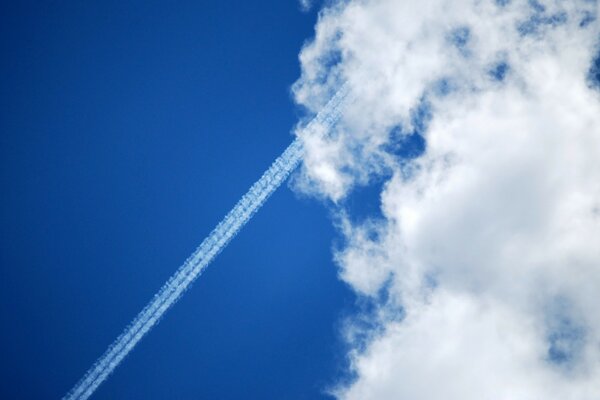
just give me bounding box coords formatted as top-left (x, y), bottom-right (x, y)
top-left (299, 0), bottom-right (313, 13)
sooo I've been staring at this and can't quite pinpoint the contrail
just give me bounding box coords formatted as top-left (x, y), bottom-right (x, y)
top-left (63, 86), bottom-right (349, 400)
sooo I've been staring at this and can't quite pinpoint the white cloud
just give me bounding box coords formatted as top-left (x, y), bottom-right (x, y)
top-left (338, 290), bottom-right (600, 400)
top-left (293, 0), bottom-right (600, 398)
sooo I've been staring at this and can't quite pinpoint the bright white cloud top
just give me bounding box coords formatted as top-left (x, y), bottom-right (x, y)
top-left (293, 0), bottom-right (600, 399)
top-left (63, 87), bottom-right (349, 400)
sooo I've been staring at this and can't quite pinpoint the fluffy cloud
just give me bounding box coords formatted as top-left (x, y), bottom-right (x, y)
top-left (293, 0), bottom-right (600, 398)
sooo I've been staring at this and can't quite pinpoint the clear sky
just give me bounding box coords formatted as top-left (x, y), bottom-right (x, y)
top-left (0, 1), bottom-right (356, 398)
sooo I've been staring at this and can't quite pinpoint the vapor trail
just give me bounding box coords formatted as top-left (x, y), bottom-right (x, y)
top-left (63, 86), bottom-right (349, 400)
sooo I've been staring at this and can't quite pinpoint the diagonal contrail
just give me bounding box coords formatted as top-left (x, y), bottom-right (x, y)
top-left (63, 86), bottom-right (349, 400)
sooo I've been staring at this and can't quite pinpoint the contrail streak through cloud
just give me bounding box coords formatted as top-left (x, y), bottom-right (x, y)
top-left (63, 86), bottom-right (349, 400)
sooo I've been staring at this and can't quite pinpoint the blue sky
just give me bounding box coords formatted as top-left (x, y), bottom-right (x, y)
top-left (0, 1), bottom-right (357, 398)
top-left (3, 1), bottom-right (600, 399)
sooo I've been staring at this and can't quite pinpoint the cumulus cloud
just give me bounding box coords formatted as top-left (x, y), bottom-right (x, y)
top-left (293, 0), bottom-right (600, 398)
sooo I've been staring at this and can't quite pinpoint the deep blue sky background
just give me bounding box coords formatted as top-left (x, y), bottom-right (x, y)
top-left (0, 1), bottom-right (358, 398)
